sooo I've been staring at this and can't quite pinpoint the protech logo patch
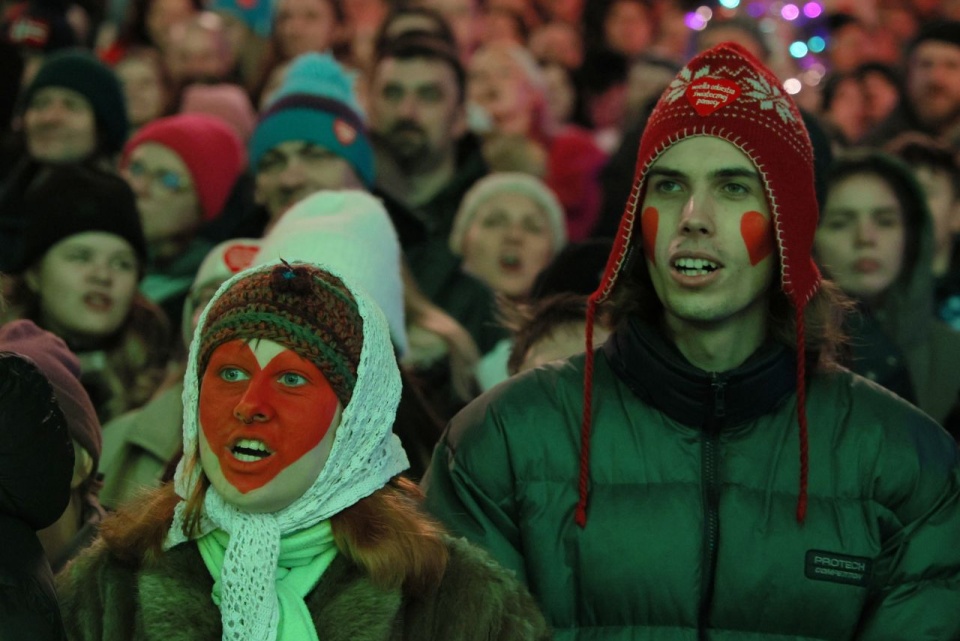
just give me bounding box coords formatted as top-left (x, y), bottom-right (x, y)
top-left (804, 550), bottom-right (872, 587)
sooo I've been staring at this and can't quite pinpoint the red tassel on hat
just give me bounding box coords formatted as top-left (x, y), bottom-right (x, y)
top-left (577, 42), bottom-right (821, 528)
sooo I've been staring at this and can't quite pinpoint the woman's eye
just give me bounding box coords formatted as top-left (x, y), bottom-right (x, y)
top-left (219, 367), bottom-right (249, 383)
top-left (279, 372), bottom-right (308, 387)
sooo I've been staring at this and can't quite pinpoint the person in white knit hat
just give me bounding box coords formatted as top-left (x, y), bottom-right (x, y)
top-left (56, 261), bottom-right (550, 641)
top-left (449, 172), bottom-right (567, 390)
top-left (255, 190), bottom-right (442, 476)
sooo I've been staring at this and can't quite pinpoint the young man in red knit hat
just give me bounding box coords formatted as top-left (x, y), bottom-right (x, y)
top-left (422, 42), bottom-right (960, 639)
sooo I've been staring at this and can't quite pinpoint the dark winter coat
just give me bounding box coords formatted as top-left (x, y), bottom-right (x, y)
top-left (423, 319), bottom-right (960, 640)
top-left (0, 353), bottom-right (74, 641)
top-left (56, 533), bottom-right (551, 641)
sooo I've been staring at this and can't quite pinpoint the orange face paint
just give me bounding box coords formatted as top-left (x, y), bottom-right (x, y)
top-left (641, 206), bottom-right (659, 261)
top-left (740, 210), bottom-right (774, 266)
top-left (199, 340), bottom-right (339, 494)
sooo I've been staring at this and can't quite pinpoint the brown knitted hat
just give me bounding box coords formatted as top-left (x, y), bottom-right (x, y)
top-left (197, 262), bottom-right (363, 406)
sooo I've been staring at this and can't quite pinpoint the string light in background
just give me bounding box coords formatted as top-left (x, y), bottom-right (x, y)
top-left (683, 0), bottom-right (829, 97)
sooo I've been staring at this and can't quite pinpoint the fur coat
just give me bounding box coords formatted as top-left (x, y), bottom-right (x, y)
top-left (56, 534), bottom-right (551, 641)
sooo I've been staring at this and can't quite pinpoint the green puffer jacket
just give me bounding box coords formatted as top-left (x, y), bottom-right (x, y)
top-left (423, 319), bottom-right (960, 640)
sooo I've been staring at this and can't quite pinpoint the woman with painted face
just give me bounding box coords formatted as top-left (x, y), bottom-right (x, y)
top-left (55, 261), bottom-right (550, 641)
top-left (814, 150), bottom-right (960, 438)
top-left (1, 164), bottom-right (171, 424)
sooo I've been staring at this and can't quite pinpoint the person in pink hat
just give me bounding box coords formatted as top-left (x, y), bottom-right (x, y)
top-left (120, 112), bottom-right (246, 335)
top-left (423, 42), bottom-right (960, 639)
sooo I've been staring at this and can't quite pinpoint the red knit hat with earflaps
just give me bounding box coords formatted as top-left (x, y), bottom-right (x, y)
top-left (577, 42), bottom-right (822, 528)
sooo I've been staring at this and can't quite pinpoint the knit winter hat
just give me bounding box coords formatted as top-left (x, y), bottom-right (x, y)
top-left (255, 190), bottom-right (408, 356)
top-left (249, 52), bottom-right (374, 187)
top-left (122, 113), bottom-right (246, 222)
top-left (0, 320), bottom-right (102, 472)
top-left (197, 262), bottom-right (364, 407)
top-left (209, 0), bottom-right (272, 37)
top-left (180, 83), bottom-right (258, 142)
top-left (13, 163), bottom-right (148, 273)
top-left (21, 49), bottom-right (128, 153)
top-left (181, 238), bottom-right (262, 347)
top-left (578, 42), bottom-right (822, 527)
top-left (167, 261), bottom-right (407, 641)
top-left (450, 172), bottom-right (568, 255)
top-left (907, 20), bottom-right (960, 55)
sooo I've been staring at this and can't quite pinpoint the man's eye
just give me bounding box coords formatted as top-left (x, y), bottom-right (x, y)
top-left (722, 182), bottom-right (749, 195)
top-left (219, 367), bottom-right (249, 382)
top-left (258, 155), bottom-right (284, 172)
top-left (302, 146), bottom-right (334, 161)
top-left (279, 372), bottom-right (308, 387)
top-left (652, 179), bottom-right (681, 193)
top-left (820, 217), bottom-right (849, 230)
top-left (383, 85), bottom-right (404, 102)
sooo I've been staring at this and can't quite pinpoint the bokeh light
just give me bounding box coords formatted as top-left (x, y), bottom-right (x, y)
top-left (781, 4), bottom-right (800, 20)
top-left (685, 12), bottom-right (708, 30)
top-left (784, 78), bottom-right (802, 94)
top-left (807, 36), bottom-right (826, 53)
top-left (789, 41), bottom-right (809, 58)
top-left (746, 2), bottom-right (766, 17)
top-left (803, 2), bottom-right (823, 18)
top-left (718, 0), bottom-right (741, 8)
top-left (696, 6), bottom-right (714, 20)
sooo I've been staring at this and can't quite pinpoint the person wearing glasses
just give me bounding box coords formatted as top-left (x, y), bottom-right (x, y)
top-left (119, 113), bottom-right (246, 334)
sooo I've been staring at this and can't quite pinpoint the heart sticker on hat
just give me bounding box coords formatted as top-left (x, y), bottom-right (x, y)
top-left (685, 78), bottom-right (741, 116)
top-left (223, 244), bottom-right (260, 273)
top-left (334, 119), bottom-right (357, 146)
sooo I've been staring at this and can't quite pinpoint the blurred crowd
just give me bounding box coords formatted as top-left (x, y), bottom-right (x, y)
top-left (1, 0), bottom-right (960, 635)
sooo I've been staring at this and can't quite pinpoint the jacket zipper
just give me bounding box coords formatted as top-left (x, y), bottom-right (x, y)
top-left (698, 374), bottom-right (725, 641)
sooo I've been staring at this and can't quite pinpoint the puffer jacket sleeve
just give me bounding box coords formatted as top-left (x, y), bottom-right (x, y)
top-left (422, 386), bottom-right (529, 584)
top-left (854, 412), bottom-right (960, 640)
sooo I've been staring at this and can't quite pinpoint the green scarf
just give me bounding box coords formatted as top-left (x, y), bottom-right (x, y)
top-left (197, 520), bottom-right (338, 641)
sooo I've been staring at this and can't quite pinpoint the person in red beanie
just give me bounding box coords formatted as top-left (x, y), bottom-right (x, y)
top-left (120, 112), bottom-right (246, 334)
top-left (422, 42), bottom-right (960, 639)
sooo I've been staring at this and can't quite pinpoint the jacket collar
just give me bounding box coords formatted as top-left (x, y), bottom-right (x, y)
top-left (603, 317), bottom-right (797, 429)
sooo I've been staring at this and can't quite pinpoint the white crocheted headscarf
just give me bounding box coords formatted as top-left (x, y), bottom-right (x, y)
top-left (165, 260), bottom-right (409, 641)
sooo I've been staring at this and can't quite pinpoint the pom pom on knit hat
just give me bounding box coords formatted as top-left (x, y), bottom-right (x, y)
top-left (450, 172), bottom-right (568, 256)
top-left (577, 42), bottom-right (822, 528)
top-left (255, 190), bottom-right (408, 356)
top-left (0, 320), bottom-right (102, 473)
top-left (249, 52), bottom-right (374, 187)
top-left (180, 83), bottom-right (258, 142)
top-left (13, 163), bottom-right (148, 273)
top-left (20, 49), bottom-right (128, 153)
top-left (198, 262), bottom-right (364, 407)
top-left (122, 113), bottom-right (246, 221)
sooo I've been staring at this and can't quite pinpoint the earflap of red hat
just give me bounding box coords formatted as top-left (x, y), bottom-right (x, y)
top-left (578, 42), bottom-right (822, 528)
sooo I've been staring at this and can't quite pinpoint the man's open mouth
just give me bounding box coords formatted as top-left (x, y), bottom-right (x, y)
top-left (673, 257), bottom-right (719, 276)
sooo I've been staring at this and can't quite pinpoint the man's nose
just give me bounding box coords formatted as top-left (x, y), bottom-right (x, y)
top-left (678, 192), bottom-right (716, 236)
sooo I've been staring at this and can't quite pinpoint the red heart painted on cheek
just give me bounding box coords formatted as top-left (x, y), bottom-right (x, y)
top-left (641, 207), bottom-right (659, 261)
top-left (740, 211), bottom-right (774, 266)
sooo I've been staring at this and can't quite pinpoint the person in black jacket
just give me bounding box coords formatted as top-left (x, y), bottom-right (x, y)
top-left (0, 351), bottom-right (74, 641)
